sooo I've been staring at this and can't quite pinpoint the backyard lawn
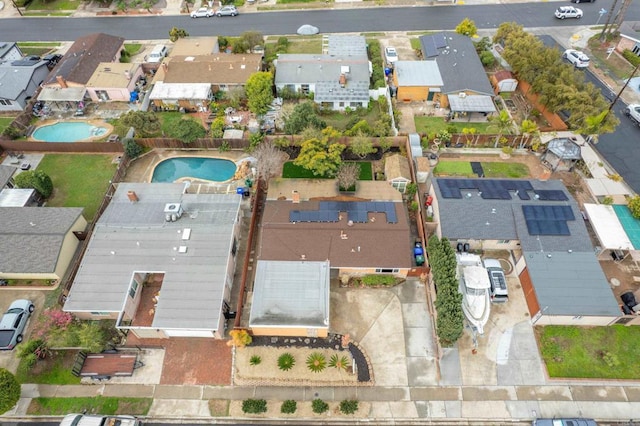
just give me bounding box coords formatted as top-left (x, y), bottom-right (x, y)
top-left (27, 396), bottom-right (152, 415)
top-left (433, 161), bottom-right (530, 178)
top-left (0, 117), bottom-right (15, 134)
top-left (415, 116), bottom-right (492, 136)
top-left (538, 325), bottom-right (640, 379)
top-left (283, 161), bottom-right (373, 180)
top-left (37, 154), bottom-right (117, 221)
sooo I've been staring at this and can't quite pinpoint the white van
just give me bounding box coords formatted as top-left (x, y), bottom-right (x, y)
top-left (146, 44), bottom-right (168, 63)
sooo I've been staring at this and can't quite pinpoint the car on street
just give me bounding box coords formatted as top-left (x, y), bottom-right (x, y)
top-left (297, 24), bottom-right (319, 35)
top-left (532, 419), bottom-right (597, 426)
top-left (60, 414), bottom-right (141, 426)
top-left (190, 7), bottom-right (213, 18)
top-left (0, 299), bottom-right (34, 350)
top-left (555, 6), bottom-right (583, 19)
top-left (384, 46), bottom-right (398, 64)
top-left (571, 0), bottom-right (595, 3)
top-left (563, 49), bottom-right (590, 68)
top-left (625, 104), bottom-right (640, 125)
top-left (215, 5), bottom-right (238, 16)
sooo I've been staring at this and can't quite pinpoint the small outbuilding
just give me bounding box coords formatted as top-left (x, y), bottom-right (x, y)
top-left (250, 260), bottom-right (330, 338)
top-left (491, 70), bottom-right (518, 93)
top-left (541, 137), bottom-right (582, 172)
top-left (385, 154), bottom-right (412, 193)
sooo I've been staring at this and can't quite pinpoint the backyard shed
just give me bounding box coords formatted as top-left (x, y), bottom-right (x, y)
top-left (250, 260), bottom-right (330, 337)
top-left (491, 70), bottom-right (518, 93)
top-left (385, 154), bottom-right (412, 193)
top-left (409, 133), bottom-right (423, 158)
top-left (415, 157), bottom-right (430, 184)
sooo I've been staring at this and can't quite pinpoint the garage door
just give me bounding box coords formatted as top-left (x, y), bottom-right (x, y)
top-left (163, 329), bottom-right (214, 338)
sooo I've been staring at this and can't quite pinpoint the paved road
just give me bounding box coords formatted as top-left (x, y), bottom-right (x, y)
top-left (0, 0), bottom-right (639, 41)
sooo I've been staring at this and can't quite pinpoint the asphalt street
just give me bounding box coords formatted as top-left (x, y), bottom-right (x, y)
top-left (0, 0), bottom-right (639, 41)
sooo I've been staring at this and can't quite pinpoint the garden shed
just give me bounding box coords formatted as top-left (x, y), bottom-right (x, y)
top-left (385, 154), bottom-right (412, 193)
top-left (491, 70), bottom-right (518, 93)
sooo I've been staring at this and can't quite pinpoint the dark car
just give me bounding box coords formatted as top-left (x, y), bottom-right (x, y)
top-left (0, 299), bottom-right (35, 350)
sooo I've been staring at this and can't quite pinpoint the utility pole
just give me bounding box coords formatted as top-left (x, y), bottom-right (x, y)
top-left (605, 61), bottom-right (640, 119)
top-left (600, 0), bottom-right (619, 41)
top-left (10, 0), bottom-right (23, 16)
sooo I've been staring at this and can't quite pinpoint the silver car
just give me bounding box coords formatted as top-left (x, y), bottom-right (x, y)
top-left (215, 5), bottom-right (238, 16)
top-left (190, 7), bottom-right (213, 18)
top-left (0, 299), bottom-right (35, 350)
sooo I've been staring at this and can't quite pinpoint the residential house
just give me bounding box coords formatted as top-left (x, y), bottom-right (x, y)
top-left (274, 35), bottom-right (371, 111)
top-left (85, 62), bottom-right (144, 103)
top-left (0, 165), bottom-right (17, 189)
top-left (149, 54), bottom-right (262, 111)
top-left (250, 260), bottom-right (330, 337)
top-left (39, 33), bottom-right (125, 111)
top-left (259, 179), bottom-right (413, 279)
top-left (0, 207), bottom-right (86, 281)
top-left (420, 32), bottom-right (496, 120)
top-left (171, 36), bottom-right (219, 56)
top-left (0, 56), bottom-right (50, 112)
top-left (616, 22), bottom-right (640, 57)
top-left (63, 183), bottom-right (242, 340)
top-left (392, 60), bottom-right (443, 102)
top-left (428, 177), bottom-right (621, 326)
top-left (0, 42), bottom-right (23, 61)
top-left (384, 153), bottom-right (412, 193)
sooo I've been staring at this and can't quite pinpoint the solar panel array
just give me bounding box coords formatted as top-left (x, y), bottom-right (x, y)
top-left (289, 201), bottom-right (398, 224)
top-left (522, 205), bottom-right (575, 236)
top-left (533, 190), bottom-right (569, 201)
top-left (422, 33), bottom-right (447, 58)
top-left (438, 179), bottom-right (534, 200)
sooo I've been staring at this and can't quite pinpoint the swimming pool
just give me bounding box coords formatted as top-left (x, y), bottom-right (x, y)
top-left (152, 157), bottom-right (237, 183)
top-left (32, 122), bottom-right (109, 142)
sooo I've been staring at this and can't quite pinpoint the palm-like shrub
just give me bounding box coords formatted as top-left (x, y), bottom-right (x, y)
top-left (242, 399), bottom-right (267, 414)
top-left (249, 355), bottom-right (261, 366)
top-left (306, 352), bottom-right (327, 373)
top-left (311, 398), bottom-right (329, 414)
top-left (339, 399), bottom-right (359, 414)
top-left (281, 400), bottom-right (297, 414)
top-left (329, 354), bottom-right (350, 371)
top-left (277, 352), bottom-right (295, 371)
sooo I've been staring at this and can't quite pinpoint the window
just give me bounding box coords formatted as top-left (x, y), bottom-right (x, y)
top-left (392, 181), bottom-right (407, 193)
top-left (375, 268), bottom-right (399, 274)
top-left (301, 84), bottom-right (309, 95)
top-left (498, 240), bottom-right (511, 244)
top-left (633, 44), bottom-right (640, 56)
top-left (95, 90), bottom-right (110, 101)
top-left (90, 312), bottom-right (111, 316)
top-left (128, 280), bottom-right (138, 299)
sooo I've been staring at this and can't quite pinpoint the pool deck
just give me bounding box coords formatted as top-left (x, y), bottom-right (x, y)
top-left (30, 119), bottom-right (114, 142)
top-left (124, 149), bottom-right (254, 193)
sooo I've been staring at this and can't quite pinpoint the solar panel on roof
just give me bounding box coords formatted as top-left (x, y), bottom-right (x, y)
top-left (534, 190), bottom-right (569, 201)
top-left (290, 211), bottom-right (300, 222)
top-left (434, 33), bottom-right (447, 48)
top-left (386, 204), bottom-right (398, 223)
top-left (424, 38), bottom-right (438, 58)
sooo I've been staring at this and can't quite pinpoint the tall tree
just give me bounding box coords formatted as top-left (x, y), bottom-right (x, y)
top-left (349, 132), bottom-right (376, 159)
top-left (14, 170), bottom-right (53, 198)
top-left (245, 72), bottom-right (274, 115)
top-left (600, 0), bottom-right (620, 41)
top-left (455, 18), bottom-right (477, 37)
top-left (251, 141), bottom-right (285, 188)
top-left (294, 137), bottom-right (345, 177)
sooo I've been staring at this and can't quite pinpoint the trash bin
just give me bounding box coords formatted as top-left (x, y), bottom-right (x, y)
top-left (415, 255), bottom-right (425, 266)
top-left (245, 178), bottom-right (253, 188)
top-left (236, 187), bottom-right (245, 195)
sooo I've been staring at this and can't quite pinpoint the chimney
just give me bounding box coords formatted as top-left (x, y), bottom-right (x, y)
top-left (127, 191), bottom-right (139, 202)
top-left (229, 63), bottom-right (233, 70)
top-left (292, 190), bottom-right (300, 204)
top-left (56, 75), bottom-right (68, 88)
top-left (339, 73), bottom-right (346, 88)
top-left (162, 62), bottom-right (168, 72)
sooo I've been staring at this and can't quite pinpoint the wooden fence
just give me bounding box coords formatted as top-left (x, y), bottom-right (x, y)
top-left (517, 80), bottom-right (568, 132)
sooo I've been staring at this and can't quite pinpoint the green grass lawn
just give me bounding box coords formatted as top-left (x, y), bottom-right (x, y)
top-left (37, 154), bottom-right (117, 222)
top-left (282, 161), bottom-right (373, 180)
top-left (0, 117), bottom-right (15, 134)
top-left (28, 396), bottom-right (152, 415)
top-left (539, 325), bottom-right (640, 379)
top-left (414, 116), bottom-right (492, 136)
top-left (433, 161), bottom-right (530, 178)
top-left (320, 109), bottom-right (382, 132)
top-left (588, 36), bottom-right (636, 80)
top-left (26, 0), bottom-right (81, 10)
top-left (16, 353), bottom-right (80, 385)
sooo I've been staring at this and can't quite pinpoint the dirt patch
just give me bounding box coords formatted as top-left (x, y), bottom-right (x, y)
top-left (209, 400), bottom-right (230, 417)
top-left (234, 346), bottom-right (358, 386)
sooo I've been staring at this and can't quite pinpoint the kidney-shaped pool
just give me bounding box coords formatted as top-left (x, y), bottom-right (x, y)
top-left (152, 157), bottom-right (237, 183)
top-left (32, 121), bottom-right (109, 142)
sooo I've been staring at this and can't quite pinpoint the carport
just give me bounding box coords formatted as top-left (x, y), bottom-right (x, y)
top-left (447, 94), bottom-right (496, 121)
top-left (583, 203), bottom-right (637, 261)
top-left (38, 86), bottom-right (87, 112)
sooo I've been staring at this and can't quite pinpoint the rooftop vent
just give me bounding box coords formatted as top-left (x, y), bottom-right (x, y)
top-left (164, 203), bottom-right (183, 221)
top-left (127, 191), bottom-right (139, 202)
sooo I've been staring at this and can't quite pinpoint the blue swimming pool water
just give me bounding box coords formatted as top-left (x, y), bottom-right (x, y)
top-left (152, 157), bottom-right (237, 183)
top-left (613, 204), bottom-right (640, 249)
top-left (32, 122), bottom-right (108, 142)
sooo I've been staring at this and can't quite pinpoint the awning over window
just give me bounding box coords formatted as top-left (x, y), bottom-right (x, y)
top-left (448, 95), bottom-right (497, 113)
top-left (38, 86), bottom-right (86, 102)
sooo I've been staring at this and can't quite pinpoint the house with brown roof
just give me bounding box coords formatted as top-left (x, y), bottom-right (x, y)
top-left (258, 179), bottom-right (413, 279)
top-left (38, 33), bottom-right (125, 110)
top-left (149, 53), bottom-right (262, 111)
top-left (85, 62), bottom-right (144, 103)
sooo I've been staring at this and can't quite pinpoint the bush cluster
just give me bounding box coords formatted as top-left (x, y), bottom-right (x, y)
top-left (242, 399), bottom-right (267, 414)
top-left (360, 275), bottom-right (395, 287)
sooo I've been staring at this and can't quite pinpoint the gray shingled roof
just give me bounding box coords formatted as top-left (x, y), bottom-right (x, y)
top-left (419, 32), bottom-right (494, 96)
top-left (250, 260), bottom-right (330, 329)
top-left (275, 54), bottom-right (369, 85)
top-left (65, 183), bottom-right (241, 332)
top-left (0, 42), bottom-right (19, 59)
top-left (433, 177), bottom-right (620, 317)
top-left (327, 35), bottom-right (367, 56)
top-left (395, 60), bottom-right (443, 87)
top-left (0, 60), bottom-right (49, 100)
top-left (0, 165), bottom-right (16, 188)
top-left (0, 207), bottom-right (84, 273)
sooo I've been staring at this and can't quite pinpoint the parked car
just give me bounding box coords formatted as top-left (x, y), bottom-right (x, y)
top-left (563, 49), bottom-right (590, 68)
top-left (0, 299), bottom-right (34, 350)
top-left (571, 0), bottom-right (595, 3)
top-left (384, 46), bottom-right (398, 64)
top-left (60, 414), bottom-right (141, 426)
top-left (215, 5), bottom-right (238, 16)
top-left (532, 419), bottom-right (597, 426)
top-left (555, 6), bottom-right (583, 19)
top-left (145, 44), bottom-right (168, 63)
top-left (190, 7), bottom-right (213, 18)
top-left (483, 259), bottom-right (508, 304)
top-left (625, 104), bottom-right (640, 125)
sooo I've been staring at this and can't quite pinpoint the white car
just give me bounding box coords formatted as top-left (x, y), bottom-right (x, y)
top-left (190, 7), bottom-right (212, 18)
top-left (384, 46), bottom-right (398, 64)
top-left (555, 6), bottom-right (583, 19)
top-left (563, 49), bottom-right (590, 68)
top-left (625, 104), bottom-right (640, 125)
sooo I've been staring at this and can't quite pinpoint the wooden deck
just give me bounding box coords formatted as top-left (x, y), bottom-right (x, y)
top-left (79, 353), bottom-right (138, 377)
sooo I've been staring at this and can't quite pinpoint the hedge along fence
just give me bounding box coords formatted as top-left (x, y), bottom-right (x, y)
top-left (264, 135), bottom-right (406, 148)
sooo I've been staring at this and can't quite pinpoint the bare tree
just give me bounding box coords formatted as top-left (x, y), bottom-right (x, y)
top-left (600, 0), bottom-right (620, 41)
top-left (336, 162), bottom-right (361, 191)
top-left (251, 141), bottom-right (286, 188)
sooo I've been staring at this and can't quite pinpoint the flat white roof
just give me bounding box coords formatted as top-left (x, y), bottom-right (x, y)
top-left (583, 203), bottom-right (634, 250)
top-left (149, 82), bottom-right (211, 100)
